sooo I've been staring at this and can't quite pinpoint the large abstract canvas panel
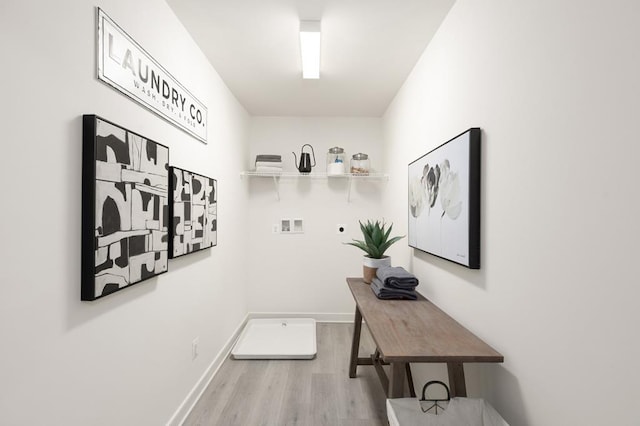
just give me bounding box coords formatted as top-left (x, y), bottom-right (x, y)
top-left (169, 166), bottom-right (217, 258)
top-left (408, 128), bottom-right (481, 269)
top-left (82, 115), bottom-right (169, 300)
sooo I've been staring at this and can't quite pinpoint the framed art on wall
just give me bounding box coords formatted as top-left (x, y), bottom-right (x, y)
top-left (169, 166), bottom-right (217, 258)
top-left (408, 128), bottom-right (481, 269)
top-left (82, 115), bottom-right (169, 300)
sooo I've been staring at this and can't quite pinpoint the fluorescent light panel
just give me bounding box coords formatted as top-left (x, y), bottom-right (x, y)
top-left (300, 20), bottom-right (321, 79)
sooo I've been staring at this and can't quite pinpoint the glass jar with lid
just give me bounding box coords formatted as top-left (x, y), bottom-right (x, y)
top-left (326, 146), bottom-right (346, 175)
top-left (350, 153), bottom-right (370, 175)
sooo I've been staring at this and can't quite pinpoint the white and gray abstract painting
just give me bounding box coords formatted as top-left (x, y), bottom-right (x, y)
top-left (408, 129), bottom-right (478, 267)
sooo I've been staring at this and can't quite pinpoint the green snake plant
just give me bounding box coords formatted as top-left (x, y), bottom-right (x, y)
top-left (345, 220), bottom-right (405, 259)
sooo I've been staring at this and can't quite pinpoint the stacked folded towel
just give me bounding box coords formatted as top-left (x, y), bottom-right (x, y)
top-left (255, 154), bottom-right (283, 173)
top-left (371, 266), bottom-right (419, 300)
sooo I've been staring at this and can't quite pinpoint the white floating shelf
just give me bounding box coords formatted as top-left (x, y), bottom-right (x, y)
top-left (240, 171), bottom-right (389, 201)
top-left (240, 171), bottom-right (388, 179)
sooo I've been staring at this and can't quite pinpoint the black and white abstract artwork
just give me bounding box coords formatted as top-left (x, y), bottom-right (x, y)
top-left (82, 115), bottom-right (169, 300)
top-left (408, 128), bottom-right (481, 269)
top-left (169, 167), bottom-right (217, 258)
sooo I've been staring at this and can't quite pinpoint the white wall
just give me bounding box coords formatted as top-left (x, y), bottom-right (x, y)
top-left (0, 1), bottom-right (249, 425)
top-left (5, 0), bottom-right (639, 424)
top-left (246, 117), bottom-right (385, 315)
top-left (382, 0), bottom-right (640, 424)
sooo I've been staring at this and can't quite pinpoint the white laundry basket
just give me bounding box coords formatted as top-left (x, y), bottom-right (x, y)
top-left (387, 398), bottom-right (508, 426)
top-left (387, 379), bottom-right (508, 426)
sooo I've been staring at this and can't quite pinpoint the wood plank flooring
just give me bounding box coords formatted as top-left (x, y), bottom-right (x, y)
top-left (183, 322), bottom-right (389, 426)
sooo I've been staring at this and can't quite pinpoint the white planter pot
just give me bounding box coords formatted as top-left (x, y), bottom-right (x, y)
top-left (362, 256), bottom-right (391, 284)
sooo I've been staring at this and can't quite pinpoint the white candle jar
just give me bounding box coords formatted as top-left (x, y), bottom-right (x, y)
top-left (326, 147), bottom-right (346, 175)
top-left (350, 153), bottom-right (370, 175)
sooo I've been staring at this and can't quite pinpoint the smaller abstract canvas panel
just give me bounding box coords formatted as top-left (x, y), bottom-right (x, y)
top-left (82, 115), bottom-right (169, 300)
top-left (169, 166), bottom-right (217, 258)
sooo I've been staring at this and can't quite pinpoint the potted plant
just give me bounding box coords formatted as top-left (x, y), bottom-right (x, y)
top-left (345, 220), bottom-right (405, 284)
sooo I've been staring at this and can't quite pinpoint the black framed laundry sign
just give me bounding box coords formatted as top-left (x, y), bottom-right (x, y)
top-left (96, 8), bottom-right (208, 143)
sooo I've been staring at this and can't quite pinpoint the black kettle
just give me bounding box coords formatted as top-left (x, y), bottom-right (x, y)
top-left (292, 144), bottom-right (316, 173)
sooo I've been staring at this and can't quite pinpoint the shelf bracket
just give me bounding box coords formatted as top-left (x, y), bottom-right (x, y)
top-left (347, 175), bottom-right (353, 202)
top-left (272, 175), bottom-right (280, 201)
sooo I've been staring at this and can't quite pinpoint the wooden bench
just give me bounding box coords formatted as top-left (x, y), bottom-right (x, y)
top-left (347, 277), bottom-right (503, 398)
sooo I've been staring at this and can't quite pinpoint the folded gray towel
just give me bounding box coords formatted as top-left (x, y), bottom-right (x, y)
top-left (371, 277), bottom-right (417, 300)
top-left (255, 161), bottom-right (283, 168)
top-left (376, 266), bottom-right (419, 290)
top-left (255, 155), bottom-right (282, 162)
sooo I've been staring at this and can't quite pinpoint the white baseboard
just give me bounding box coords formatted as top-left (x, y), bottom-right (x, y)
top-left (166, 313), bottom-right (250, 426)
top-left (247, 311), bottom-right (354, 323)
top-left (167, 311), bottom-right (353, 425)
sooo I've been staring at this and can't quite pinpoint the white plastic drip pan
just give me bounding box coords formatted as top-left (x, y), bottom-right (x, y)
top-left (231, 318), bottom-right (317, 360)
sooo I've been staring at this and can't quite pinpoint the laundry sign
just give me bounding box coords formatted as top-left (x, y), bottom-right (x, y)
top-left (97, 8), bottom-right (208, 143)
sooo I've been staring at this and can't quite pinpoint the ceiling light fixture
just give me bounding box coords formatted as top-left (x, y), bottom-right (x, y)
top-left (300, 21), bottom-right (321, 79)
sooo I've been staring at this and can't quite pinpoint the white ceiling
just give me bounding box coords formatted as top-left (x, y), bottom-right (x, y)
top-left (166, 0), bottom-right (455, 117)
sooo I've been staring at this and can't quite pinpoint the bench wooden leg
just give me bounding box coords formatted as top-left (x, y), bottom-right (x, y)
top-left (406, 364), bottom-right (416, 398)
top-left (349, 307), bottom-right (363, 378)
top-left (371, 350), bottom-right (389, 394)
top-left (389, 362), bottom-right (407, 398)
top-left (447, 362), bottom-right (467, 397)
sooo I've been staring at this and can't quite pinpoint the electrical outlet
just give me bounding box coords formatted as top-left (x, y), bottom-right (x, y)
top-left (337, 224), bottom-right (347, 234)
top-left (192, 337), bottom-right (199, 361)
top-left (272, 224), bottom-right (279, 234)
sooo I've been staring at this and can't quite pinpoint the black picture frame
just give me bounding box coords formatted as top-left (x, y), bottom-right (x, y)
top-left (408, 128), bottom-right (481, 269)
top-left (169, 166), bottom-right (217, 258)
top-left (82, 115), bottom-right (170, 301)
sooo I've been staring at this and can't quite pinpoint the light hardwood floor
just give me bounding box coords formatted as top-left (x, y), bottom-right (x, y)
top-left (183, 322), bottom-right (390, 426)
